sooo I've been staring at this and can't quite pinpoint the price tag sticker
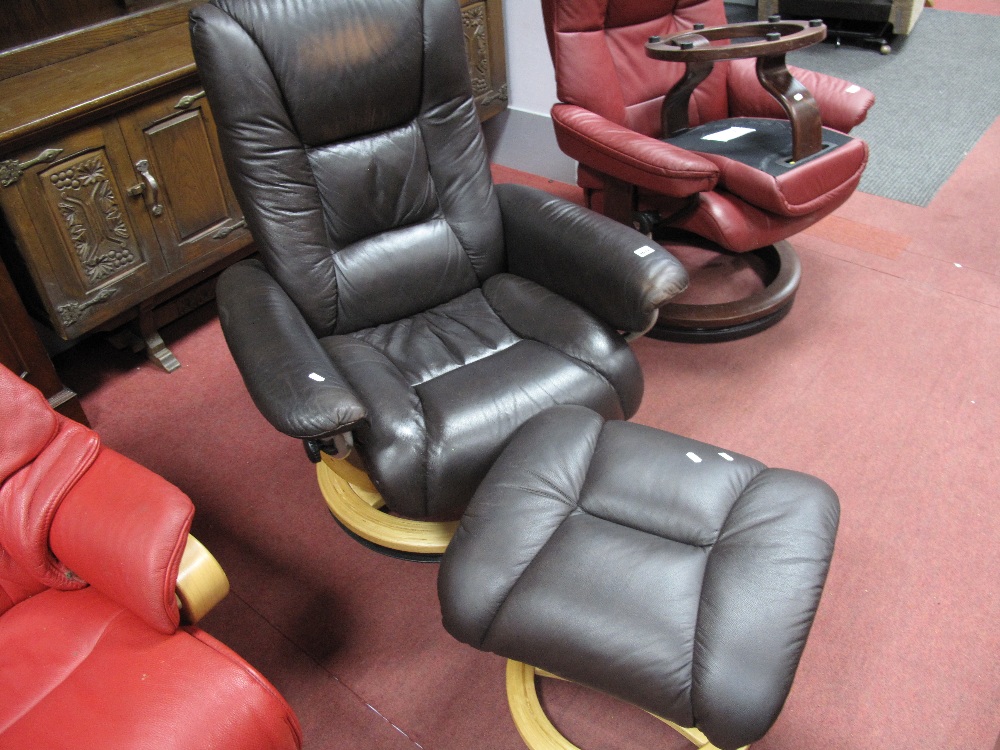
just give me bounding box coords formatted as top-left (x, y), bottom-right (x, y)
top-left (702, 126), bottom-right (755, 142)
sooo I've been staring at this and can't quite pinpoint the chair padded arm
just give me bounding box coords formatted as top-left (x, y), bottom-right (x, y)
top-left (48, 445), bottom-right (195, 635)
top-left (217, 259), bottom-right (366, 441)
top-left (552, 104), bottom-right (719, 197)
top-left (497, 183), bottom-right (689, 333)
top-left (726, 58), bottom-right (875, 134)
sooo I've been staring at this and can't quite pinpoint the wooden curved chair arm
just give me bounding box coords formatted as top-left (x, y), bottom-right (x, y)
top-left (175, 534), bottom-right (230, 624)
top-left (647, 19), bottom-right (828, 161)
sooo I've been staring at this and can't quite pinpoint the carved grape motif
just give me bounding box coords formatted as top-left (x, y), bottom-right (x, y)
top-left (462, 5), bottom-right (491, 96)
top-left (48, 155), bottom-right (136, 284)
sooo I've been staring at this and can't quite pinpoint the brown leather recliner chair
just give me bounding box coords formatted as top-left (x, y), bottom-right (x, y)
top-left (541, 0), bottom-right (876, 340)
top-left (189, 0), bottom-right (689, 557)
top-left (0, 365), bottom-right (301, 750)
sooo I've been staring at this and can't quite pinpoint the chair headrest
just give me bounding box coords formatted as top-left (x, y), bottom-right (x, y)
top-left (605, 0), bottom-right (684, 29)
top-left (204, 0), bottom-right (424, 147)
top-left (0, 365), bottom-right (59, 486)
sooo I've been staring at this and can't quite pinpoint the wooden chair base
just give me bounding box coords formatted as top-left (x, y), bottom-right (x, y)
top-left (505, 661), bottom-right (748, 750)
top-left (316, 452), bottom-right (458, 559)
top-left (648, 241), bottom-right (801, 343)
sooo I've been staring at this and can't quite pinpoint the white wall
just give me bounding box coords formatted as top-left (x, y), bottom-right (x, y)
top-left (500, 0), bottom-right (558, 116)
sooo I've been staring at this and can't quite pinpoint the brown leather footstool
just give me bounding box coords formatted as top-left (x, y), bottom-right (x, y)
top-left (438, 405), bottom-right (839, 750)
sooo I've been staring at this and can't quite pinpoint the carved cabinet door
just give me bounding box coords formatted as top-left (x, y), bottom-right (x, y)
top-left (117, 87), bottom-right (248, 273)
top-left (0, 121), bottom-right (165, 339)
top-left (460, 0), bottom-right (508, 121)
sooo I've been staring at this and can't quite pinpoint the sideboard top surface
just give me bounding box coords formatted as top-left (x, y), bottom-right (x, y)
top-left (0, 22), bottom-right (196, 152)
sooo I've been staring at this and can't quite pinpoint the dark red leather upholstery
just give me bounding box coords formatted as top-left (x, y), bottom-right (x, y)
top-left (0, 365), bottom-right (302, 750)
top-left (541, 0), bottom-right (876, 252)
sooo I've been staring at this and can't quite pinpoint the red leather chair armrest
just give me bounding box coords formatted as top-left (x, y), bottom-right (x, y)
top-left (725, 58), bottom-right (875, 134)
top-left (49, 446), bottom-right (195, 634)
top-left (551, 104), bottom-right (719, 197)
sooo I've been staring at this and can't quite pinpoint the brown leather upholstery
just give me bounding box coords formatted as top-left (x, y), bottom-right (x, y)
top-left (190, 0), bottom-right (689, 519)
top-left (440, 404), bottom-right (840, 750)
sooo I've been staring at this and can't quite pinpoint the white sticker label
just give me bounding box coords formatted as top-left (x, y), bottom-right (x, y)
top-left (686, 452), bottom-right (702, 463)
top-left (718, 452), bottom-right (734, 462)
top-left (793, 93), bottom-right (804, 102)
top-left (703, 126), bottom-right (755, 142)
top-left (308, 372), bottom-right (326, 382)
top-left (845, 84), bottom-right (861, 93)
top-left (634, 245), bottom-right (656, 258)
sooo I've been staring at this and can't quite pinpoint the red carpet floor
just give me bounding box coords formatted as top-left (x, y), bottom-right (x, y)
top-left (57, 44), bottom-right (999, 750)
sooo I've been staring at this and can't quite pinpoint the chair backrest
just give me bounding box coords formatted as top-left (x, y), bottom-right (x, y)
top-left (541, 0), bottom-right (732, 138)
top-left (191, 0), bottom-right (506, 337)
top-left (0, 366), bottom-right (93, 615)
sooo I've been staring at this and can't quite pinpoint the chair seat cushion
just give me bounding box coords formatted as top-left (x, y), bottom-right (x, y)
top-left (322, 277), bottom-right (642, 518)
top-left (665, 118), bottom-right (868, 218)
top-left (0, 587), bottom-right (300, 750)
top-left (439, 405), bottom-right (839, 750)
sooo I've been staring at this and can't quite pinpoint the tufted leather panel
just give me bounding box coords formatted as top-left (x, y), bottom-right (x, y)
top-left (440, 405), bottom-right (839, 750)
top-left (210, 0), bottom-right (423, 147)
top-left (323, 282), bottom-right (637, 518)
top-left (192, 0), bottom-right (504, 337)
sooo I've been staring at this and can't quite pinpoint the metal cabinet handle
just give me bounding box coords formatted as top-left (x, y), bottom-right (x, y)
top-left (134, 159), bottom-right (163, 217)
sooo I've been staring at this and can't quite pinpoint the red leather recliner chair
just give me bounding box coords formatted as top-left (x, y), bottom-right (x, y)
top-left (541, 0), bottom-right (876, 341)
top-left (0, 365), bottom-right (301, 750)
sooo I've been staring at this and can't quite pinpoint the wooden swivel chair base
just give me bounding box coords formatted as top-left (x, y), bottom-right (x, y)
top-left (317, 452), bottom-right (457, 559)
top-left (649, 238), bottom-right (801, 343)
top-left (506, 661), bottom-right (748, 750)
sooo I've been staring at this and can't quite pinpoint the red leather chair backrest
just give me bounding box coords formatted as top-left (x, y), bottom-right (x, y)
top-left (541, 0), bottom-right (732, 137)
top-left (0, 365), bottom-right (60, 486)
top-left (1, 367), bottom-right (97, 616)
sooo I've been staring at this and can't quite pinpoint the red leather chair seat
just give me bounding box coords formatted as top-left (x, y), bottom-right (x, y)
top-left (0, 587), bottom-right (300, 750)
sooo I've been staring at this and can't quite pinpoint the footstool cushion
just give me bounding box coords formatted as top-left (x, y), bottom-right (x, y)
top-left (438, 405), bottom-right (839, 750)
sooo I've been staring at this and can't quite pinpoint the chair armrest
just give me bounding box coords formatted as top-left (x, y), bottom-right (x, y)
top-left (551, 104), bottom-right (719, 197)
top-left (217, 259), bottom-right (366, 442)
top-left (176, 534), bottom-right (230, 624)
top-left (497, 183), bottom-right (689, 333)
top-left (48, 445), bottom-right (195, 634)
top-left (727, 58), bottom-right (875, 134)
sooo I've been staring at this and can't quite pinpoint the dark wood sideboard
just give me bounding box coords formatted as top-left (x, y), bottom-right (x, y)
top-left (0, 0), bottom-right (507, 420)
